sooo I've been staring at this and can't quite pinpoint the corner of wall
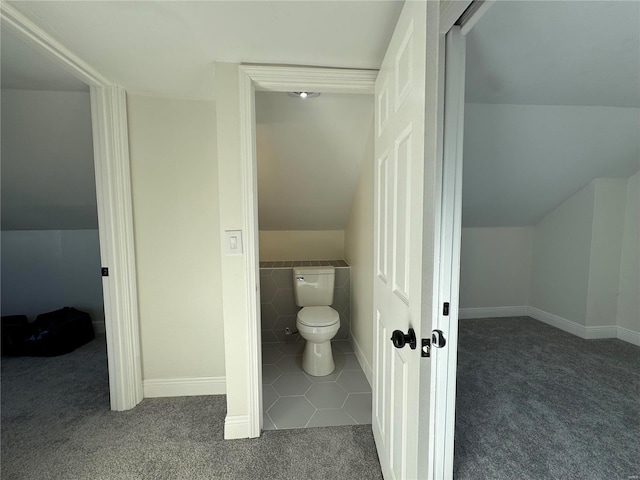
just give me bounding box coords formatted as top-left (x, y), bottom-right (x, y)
top-left (344, 116), bottom-right (375, 377)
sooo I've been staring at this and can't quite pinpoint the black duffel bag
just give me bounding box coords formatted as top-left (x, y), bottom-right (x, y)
top-left (22, 307), bottom-right (95, 357)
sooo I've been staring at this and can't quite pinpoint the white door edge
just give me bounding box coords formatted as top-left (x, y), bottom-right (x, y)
top-left (1, 4), bottom-right (143, 411)
top-left (237, 65), bottom-right (376, 437)
top-left (430, 26), bottom-right (467, 479)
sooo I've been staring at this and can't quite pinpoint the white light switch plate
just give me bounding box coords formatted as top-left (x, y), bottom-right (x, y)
top-left (225, 230), bottom-right (243, 255)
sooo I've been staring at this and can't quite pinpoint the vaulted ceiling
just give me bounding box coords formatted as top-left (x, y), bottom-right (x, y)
top-left (462, 0), bottom-right (640, 227)
top-left (3, 0), bottom-right (639, 230)
top-left (256, 92), bottom-right (374, 231)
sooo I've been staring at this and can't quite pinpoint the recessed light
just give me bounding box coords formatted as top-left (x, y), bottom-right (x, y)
top-left (287, 92), bottom-right (320, 99)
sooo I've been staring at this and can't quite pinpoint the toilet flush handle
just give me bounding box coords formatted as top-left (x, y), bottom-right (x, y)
top-left (296, 276), bottom-right (304, 281)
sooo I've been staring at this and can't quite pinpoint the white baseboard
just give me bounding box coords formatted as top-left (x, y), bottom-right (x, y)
top-left (143, 376), bottom-right (226, 398)
top-left (224, 414), bottom-right (250, 439)
top-left (617, 326), bottom-right (640, 346)
top-left (458, 306), bottom-right (528, 319)
top-left (461, 306), bottom-right (635, 344)
top-left (350, 334), bottom-right (372, 387)
top-left (527, 306), bottom-right (587, 338)
top-left (584, 325), bottom-right (618, 339)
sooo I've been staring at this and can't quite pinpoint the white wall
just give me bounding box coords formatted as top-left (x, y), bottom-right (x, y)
top-left (459, 227), bottom-right (532, 310)
top-left (530, 182), bottom-right (595, 325)
top-left (616, 172), bottom-right (640, 337)
top-left (127, 94), bottom-right (225, 383)
top-left (215, 63), bottom-right (251, 434)
top-left (259, 230), bottom-right (344, 261)
top-left (1, 230), bottom-right (104, 325)
top-left (344, 119), bottom-right (374, 382)
top-left (585, 179), bottom-right (627, 327)
top-left (462, 176), bottom-right (638, 344)
top-left (528, 177), bottom-right (634, 338)
top-left (1, 89), bottom-right (97, 230)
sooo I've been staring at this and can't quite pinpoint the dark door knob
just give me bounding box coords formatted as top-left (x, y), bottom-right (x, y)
top-left (391, 328), bottom-right (417, 350)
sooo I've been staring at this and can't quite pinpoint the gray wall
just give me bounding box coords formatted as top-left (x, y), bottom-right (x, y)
top-left (1, 230), bottom-right (104, 325)
top-left (1, 89), bottom-right (104, 328)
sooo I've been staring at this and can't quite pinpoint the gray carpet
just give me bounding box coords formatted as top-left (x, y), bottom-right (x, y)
top-left (454, 316), bottom-right (640, 480)
top-left (1, 335), bottom-right (382, 480)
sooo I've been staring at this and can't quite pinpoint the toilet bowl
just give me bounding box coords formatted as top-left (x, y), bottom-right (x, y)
top-left (292, 266), bottom-right (340, 376)
top-left (296, 306), bottom-right (340, 376)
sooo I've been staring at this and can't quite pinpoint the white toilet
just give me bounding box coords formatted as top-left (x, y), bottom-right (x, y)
top-left (293, 266), bottom-right (340, 376)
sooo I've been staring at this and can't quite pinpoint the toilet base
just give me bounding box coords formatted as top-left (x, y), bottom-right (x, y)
top-left (302, 340), bottom-right (335, 376)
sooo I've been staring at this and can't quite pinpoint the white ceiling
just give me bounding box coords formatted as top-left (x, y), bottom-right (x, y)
top-left (5, 0), bottom-right (638, 230)
top-left (6, 1), bottom-right (403, 98)
top-left (465, 1), bottom-right (640, 107)
top-left (462, 0), bottom-right (640, 227)
top-left (257, 92), bottom-right (374, 230)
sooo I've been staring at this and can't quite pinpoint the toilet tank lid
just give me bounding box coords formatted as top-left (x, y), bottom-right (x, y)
top-left (293, 266), bottom-right (335, 275)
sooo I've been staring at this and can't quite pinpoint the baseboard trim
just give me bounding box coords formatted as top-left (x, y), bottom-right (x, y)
top-left (584, 325), bottom-right (618, 340)
top-left (617, 326), bottom-right (640, 346)
top-left (224, 414), bottom-right (250, 439)
top-left (461, 306), bottom-right (632, 344)
top-left (458, 306), bottom-right (528, 319)
top-left (527, 307), bottom-right (587, 338)
top-left (143, 376), bottom-right (226, 398)
top-left (350, 334), bottom-right (372, 387)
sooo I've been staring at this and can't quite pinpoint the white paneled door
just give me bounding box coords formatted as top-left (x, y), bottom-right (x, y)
top-left (372, 1), bottom-right (430, 478)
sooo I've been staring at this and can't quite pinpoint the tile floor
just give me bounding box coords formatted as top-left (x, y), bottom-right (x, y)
top-left (262, 340), bottom-right (372, 430)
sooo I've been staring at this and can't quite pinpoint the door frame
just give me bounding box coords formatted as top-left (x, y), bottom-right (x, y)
top-left (237, 65), bottom-right (377, 435)
top-left (1, 4), bottom-right (143, 411)
top-left (432, 1), bottom-right (493, 476)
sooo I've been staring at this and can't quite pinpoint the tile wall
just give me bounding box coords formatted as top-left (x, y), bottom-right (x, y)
top-left (259, 262), bottom-right (350, 343)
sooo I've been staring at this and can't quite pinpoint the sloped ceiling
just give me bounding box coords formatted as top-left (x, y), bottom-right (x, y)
top-left (465, 1), bottom-right (640, 108)
top-left (256, 92), bottom-right (374, 230)
top-left (7, 0), bottom-right (403, 99)
top-left (1, 26), bottom-right (88, 92)
top-left (1, 29), bottom-right (96, 231)
top-left (5, 0), bottom-right (639, 230)
top-left (1, 89), bottom-right (97, 231)
top-left (463, 0), bottom-right (640, 227)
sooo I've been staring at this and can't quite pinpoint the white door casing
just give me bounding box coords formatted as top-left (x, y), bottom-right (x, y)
top-left (372, 1), bottom-right (428, 478)
top-left (236, 65), bottom-right (376, 438)
top-left (431, 26), bottom-right (466, 478)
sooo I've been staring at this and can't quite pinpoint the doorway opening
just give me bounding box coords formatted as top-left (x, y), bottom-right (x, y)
top-left (1, 3), bottom-right (143, 411)
top-left (255, 90), bottom-right (373, 430)
top-left (446, 2), bottom-right (640, 478)
top-left (234, 65), bottom-right (377, 437)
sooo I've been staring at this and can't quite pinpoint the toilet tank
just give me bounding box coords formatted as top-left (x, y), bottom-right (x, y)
top-left (293, 266), bottom-right (335, 307)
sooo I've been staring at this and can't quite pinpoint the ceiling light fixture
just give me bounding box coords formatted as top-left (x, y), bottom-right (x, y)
top-left (287, 92), bottom-right (320, 99)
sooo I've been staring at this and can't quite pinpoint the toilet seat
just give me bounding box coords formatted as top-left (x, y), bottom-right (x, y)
top-left (297, 306), bottom-right (339, 327)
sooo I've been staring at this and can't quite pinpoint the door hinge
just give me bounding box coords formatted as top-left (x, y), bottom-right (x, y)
top-left (101, 267), bottom-right (109, 277)
top-left (443, 302), bottom-right (450, 316)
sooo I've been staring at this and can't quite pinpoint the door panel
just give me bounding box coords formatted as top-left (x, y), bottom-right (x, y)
top-left (372, 1), bottom-right (428, 479)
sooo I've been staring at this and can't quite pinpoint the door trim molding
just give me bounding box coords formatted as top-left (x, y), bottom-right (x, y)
top-left (430, 26), bottom-right (466, 478)
top-left (237, 65), bottom-right (376, 436)
top-left (1, 4), bottom-right (143, 411)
